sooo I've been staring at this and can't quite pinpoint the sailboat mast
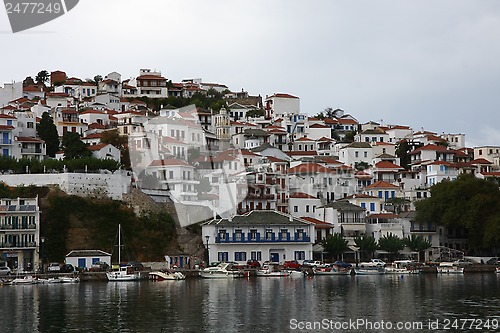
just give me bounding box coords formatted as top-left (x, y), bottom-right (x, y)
top-left (118, 224), bottom-right (121, 265)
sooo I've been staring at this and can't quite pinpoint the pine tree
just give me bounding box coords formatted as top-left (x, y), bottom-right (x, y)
top-left (37, 112), bottom-right (60, 157)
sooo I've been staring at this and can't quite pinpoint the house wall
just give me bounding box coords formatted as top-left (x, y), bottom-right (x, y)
top-left (0, 172), bottom-right (131, 200)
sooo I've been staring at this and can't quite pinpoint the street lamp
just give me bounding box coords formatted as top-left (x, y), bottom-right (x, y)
top-left (205, 235), bottom-right (210, 265)
top-left (40, 236), bottom-right (45, 273)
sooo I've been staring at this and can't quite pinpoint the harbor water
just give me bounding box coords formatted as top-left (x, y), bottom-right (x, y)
top-left (1, 274), bottom-right (499, 332)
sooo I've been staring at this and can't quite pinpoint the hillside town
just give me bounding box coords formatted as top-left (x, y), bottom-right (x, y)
top-left (1, 68), bottom-right (500, 273)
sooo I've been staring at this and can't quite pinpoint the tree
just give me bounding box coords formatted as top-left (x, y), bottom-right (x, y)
top-left (23, 76), bottom-right (35, 87)
top-left (61, 132), bottom-right (91, 159)
top-left (378, 234), bottom-right (405, 262)
top-left (197, 177), bottom-right (212, 194)
top-left (100, 129), bottom-right (130, 168)
top-left (354, 236), bottom-right (378, 261)
top-left (395, 139), bottom-right (411, 170)
top-left (94, 75), bottom-right (103, 86)
top-left (35, 70), bottom-right (49, 86)
top-left (324, 107), bottom-right (334, 118)
top-left (404, 235), bottom-right (432, 262)
top-left (415, 174), bottom-right (500, 250)
top-left (37, 112), bottom-right (60, 157)
top-left (322, 234), bottom-right (349, 260)
top-left (344, 131), bottom-right (356, 142)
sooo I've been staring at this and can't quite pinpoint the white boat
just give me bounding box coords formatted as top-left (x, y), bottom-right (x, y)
top-left (106, 265), bottom-right (142, 281)
top-left (437, 262), bottom-right (464, 274)
top-left (60, 276), bottom-right (80, 283)
top-left (11, 275), bottom-right (39, 284)
top-left (256, 262), bottom-right (289, 277)
top-left (286, 270), bottom-right (305, 278)
top-left (106, 224), bottom-right (142, 282)
top-left (199, 262), bottom-right (244, 278)
top-left (355, 267), bottom-right (386, 275)
top-left (385, 260), bottom-right (415, 274)
top-left (496, 267), bottom-right (499, 274)
top-left (314, 266), bottom-right (352, 275)
top-left (149, 270), bottom-right (186, 281)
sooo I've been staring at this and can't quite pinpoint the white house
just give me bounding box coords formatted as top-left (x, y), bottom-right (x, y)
top-left (88, 143), bottom-right (121, 163)
top-left (264, 93), bottom-right (300, 119)
top-left (202, 210), bottom-right (315, 265)
top-left (65, 250), bottom-right (111, 269)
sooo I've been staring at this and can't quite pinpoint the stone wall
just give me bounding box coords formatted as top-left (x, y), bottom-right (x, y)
top-left (0, 172), bottom-right (131, 200)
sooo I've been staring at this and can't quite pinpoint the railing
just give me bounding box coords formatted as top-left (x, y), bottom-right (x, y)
top-left (21, 148), bottom-right (42, 154)
top-left (216, 235), bottom-right (311, 243)
top-left (0, 139), bottom-right (12, 144)
top-left (0, 242), bottom-right (37, 248)
top-left (0, 224), bottom-right (37, 230)
top-left (410, 228), bottom-right (437, 233)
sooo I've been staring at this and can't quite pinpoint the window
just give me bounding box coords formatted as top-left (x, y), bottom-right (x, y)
top-left (169, 171), bottom-right (174, 179)
top-left (265, 229), bottom-right (273, 241)
top-left (234, 229), bottom-right (243, 241)
top-left (249, 229), bottom-right (258, 241)
top-left (361, 203), bottom-right (366, 209)
top-left (251, 251), bottom-right (262, 261)
top-left (293, 206), bottom-right (298, 213)
top-left (305, 205), bottom-right (310, 213)
top-left (296, 229), bottom-right (304, 241)
top-left (218, 229), bottom-right (227, 241)
top-left (370, 203), bottom-right (375, 211)
top-left (294, 251), bottom-right (305, 260)
top-left (355, 151), bottom-right (359, 158)
top-left (27, 122), bottom-right (34, 128)
top-left (234, 252), bottom-right (246, 261)
top-left (217, 252), bottom-right (228, 262)
top-left (364, 151), bottom-right (368, 158)
top-left (280, 229), bottom-right (289, 241)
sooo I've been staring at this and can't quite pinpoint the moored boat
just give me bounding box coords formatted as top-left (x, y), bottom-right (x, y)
top-left (496, 267), bottom-right (500, 274)
top-left (437, 262), bottom-right (464, 274)
top-left (355, 267), bottom-right (386, 275)
top-left (199, 262), bottom-right (244, 278)
top-left (149, 270), bottom-right (186, 281)
top-left (11, 275), bottom-right (39, 284)
top-left (385, 260), bottom-right (415, 274)
top-left (256, 262), bottom-right (289, 277)
top-left (314, 265), bottom-right (352, 275)
top-left (106, 265), bottom-right (142, 281)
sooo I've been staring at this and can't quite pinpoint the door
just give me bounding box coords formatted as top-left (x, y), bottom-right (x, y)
top-left (78, 258), bottom-right (86, 269)
top-left (270, 253), bottom-right (279, 263)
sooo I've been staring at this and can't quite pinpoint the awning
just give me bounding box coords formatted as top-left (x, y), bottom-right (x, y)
top-left (341, 224), bottom-right (365, 231)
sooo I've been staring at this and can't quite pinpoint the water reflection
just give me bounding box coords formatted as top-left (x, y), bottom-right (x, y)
top-left (1, 275), bottom-right (499, 332)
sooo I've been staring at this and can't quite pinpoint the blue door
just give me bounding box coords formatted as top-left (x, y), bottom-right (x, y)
top-left (78, 258), bottom-right (86, 269)
top-left (2, 133), bottom-right (9, 144)
top-left (270, 253), bottom-right (279, 262)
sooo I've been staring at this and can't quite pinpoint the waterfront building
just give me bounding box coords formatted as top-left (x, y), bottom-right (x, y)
top-left (65, 250), bottom-right (111, 270)
top-left (202, 210), bottom-right (315, 265)
top-left (0, 196), bottom-right (40, 272)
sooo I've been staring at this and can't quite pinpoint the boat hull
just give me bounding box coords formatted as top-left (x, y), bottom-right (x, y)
top-left (355, 269), bottom-right (386, 275)
top-left (149, 271), bottom-right (186, 281)
top-left (314, 269), bottom-right (352, 275)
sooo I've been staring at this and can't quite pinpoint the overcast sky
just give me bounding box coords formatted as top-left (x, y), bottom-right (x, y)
top-left (2, 0), bottom-right (500, 147)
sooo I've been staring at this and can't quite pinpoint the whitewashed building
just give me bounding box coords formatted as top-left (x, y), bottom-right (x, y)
top-left (202, 211), bottom-right (315, 264)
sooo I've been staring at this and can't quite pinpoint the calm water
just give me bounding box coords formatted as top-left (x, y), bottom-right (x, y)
top-left (1, 274), bottom-right (499, 333)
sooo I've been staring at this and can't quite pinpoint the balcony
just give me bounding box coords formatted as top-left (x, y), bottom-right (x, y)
top-left (0, 242), bottom-right (37, 248)
top-left (0, 224), bottom-right (37, 230)
top-left (21, 148), bottom-right (42, 154)
top-left (215, 233), bottom-right (311, 243)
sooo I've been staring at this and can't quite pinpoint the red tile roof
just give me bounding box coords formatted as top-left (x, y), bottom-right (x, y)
top-left (287, 163), bottom-right (335, 174)
top-left (290, 192), bottom-right (317, 199)
top-left (15, 136), bottom-right (43, 142)
top-left (309, 123), bottom-right (329, 129)
top-left (300, 217), bottom-right (333, 228)
top-left (148, 159), bottom-right (190, 167)
top-left (374, 161), bottom-right (403, 169)
top-left (470, 158), bottom-right (492, 165)
top-left (365, 181), bottom-right (399, 189)
top-left (267, 93), bottom-right (299, 99)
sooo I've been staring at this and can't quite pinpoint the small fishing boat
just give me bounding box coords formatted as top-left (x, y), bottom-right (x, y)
top-left (199, 262), bottom-right (244, 278)
top-left (385, 260), bottom-right (414, 274)
top-left (355, 267), bottom-right (386, 275)
top-left (149, 270), bottom-right (186, 281)
top-left (437, 262), bottom-right (464, 274)
top-left (256, 262), bottom-right (289, 277)
top-left (314, 265), bottom-right (352, 276)
top-left (11, 275), bottom-right (39, 284)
